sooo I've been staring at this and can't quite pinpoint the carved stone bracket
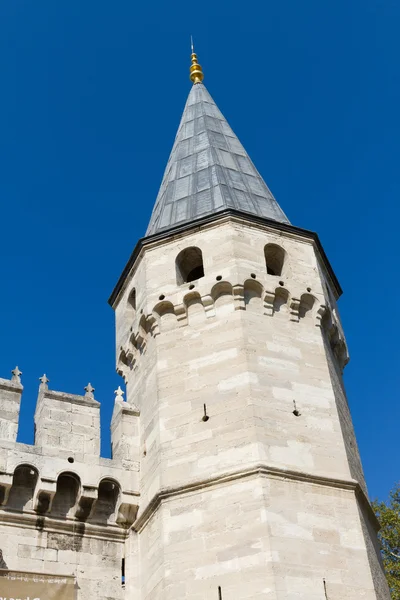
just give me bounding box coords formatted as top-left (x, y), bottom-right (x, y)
top-left (290, 297), bottom-right (301, 322)
top-left (75, 485), bottom-right (98, 521)
top-left (0, 473), bottom-right (13, 506)
top-left (116, 492), bottom-right (139, 528)
top-left (175, 303), bottom-right (187, 327)
top-left (263, 290), bottom-right (275, 316)
top-left (34, 477), bottom-right (57, 514)
top-left (201, 294), bottom-right (215, 318)
top-left (316, 304), bottom-right (327, 328)
top-left (146, 314), bottom-right (158, 337)
top-left (233, 285), bottom-right (245, 311)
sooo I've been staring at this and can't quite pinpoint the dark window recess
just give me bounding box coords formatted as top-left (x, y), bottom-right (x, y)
top-left (176, 247), bottom-right (205, 284)
top-left (128, 289), bottom-right (136, 311)
top-left (187, 265), bottom-right (204, 282)
top-left (121, 558), bottom-right (125, 587)
top-left (264, 244), bottom-right (286, 277)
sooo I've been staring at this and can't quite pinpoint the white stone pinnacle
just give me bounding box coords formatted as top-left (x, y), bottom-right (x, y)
top-left (84, 383), bottom-right (95, 398)
top-left (114, 386), bottom-right (124, 401)
top-left (11, 366), bottom-right (22, 383)
top-left (39, 374), bottom-right (49, 387)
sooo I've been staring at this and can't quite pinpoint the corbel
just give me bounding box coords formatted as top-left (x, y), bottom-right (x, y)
top-left (175, 303), bottom-right (187, 327)
top-left (263, 289), bottom-right (276, 316)
top-left (34, 477), bottom-right (57, 514)
top-left (289, 297), bottom-right (301, 322)
top-left (75, 485), bottom-right (98, 521)
top-left (0, 473), bottom-right (13, 506)
top-left (232, 284), bottom-right (245, 311)
top-left (201, 294), bottom-right (215, 318)
top-left (116, 492), bottom-right (139, 527)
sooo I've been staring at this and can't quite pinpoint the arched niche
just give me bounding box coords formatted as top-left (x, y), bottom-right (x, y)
top-left (299, 293), bottom-right (315, 320)
top-left (126, 288), bottom-right (136, 319)
top-left (153, 300), bottom-right (177, 332)
top-left (91, 479), bottom-right (120, 525)
top-left (7, 464), bottom-right (39, 511)
top-left (176, 247), bottom-right (205, 284)
top-left (184, 292), bottom-right (205, 326)
top-left (244, 279), bottom-right (263, 312)
top-left (51, 472), bottom-right (80, 518)
top-left (273, 287), bottom-right (289, 313)
top-left (211, 281), bottom-right (234, 316)
top-left (264, 244), bottom-right (286, 276)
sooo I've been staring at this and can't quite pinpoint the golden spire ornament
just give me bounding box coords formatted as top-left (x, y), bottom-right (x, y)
top-left (189, 37), bottom-right (204, 84)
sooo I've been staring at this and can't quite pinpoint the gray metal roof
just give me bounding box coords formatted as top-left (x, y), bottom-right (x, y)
top-left (145, 83), bottom-right (290, 236)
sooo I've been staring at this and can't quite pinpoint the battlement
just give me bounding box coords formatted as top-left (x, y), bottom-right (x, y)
top-left (34, 376), bottom-right (102, 460)
top-left (0, 370), bottom-right (140, 530)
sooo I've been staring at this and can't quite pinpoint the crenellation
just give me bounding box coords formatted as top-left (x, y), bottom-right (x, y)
top-left (34, 381), bottom-right (101, 459)
top-left (0, 371), bottom-right (23, 443)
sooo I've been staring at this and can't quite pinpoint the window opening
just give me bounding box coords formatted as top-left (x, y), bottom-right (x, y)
top-left (264, 244), bottom-right (285, 277)
top-left (176, 247), bottom-right (205, 285)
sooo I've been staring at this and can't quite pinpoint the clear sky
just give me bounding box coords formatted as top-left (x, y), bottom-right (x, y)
top-left (0, 0), bottom-right (398, 501)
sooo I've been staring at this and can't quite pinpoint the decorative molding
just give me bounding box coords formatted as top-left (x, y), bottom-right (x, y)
top-left (133, 463), bottom-right (378, 534)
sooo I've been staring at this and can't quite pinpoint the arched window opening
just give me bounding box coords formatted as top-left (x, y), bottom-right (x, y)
top-left (264, 244), bottom-right (285, 277)
top-left (51, 473), bottom-right (80, 518)
top-left (127, 288), bottom-right (136, 317)
top-left (176, 247), bottom-right (204, 285)
top-left (91, 479), bottom-right (120, 525)
top-left (7, 465), bottom-right (38, 511)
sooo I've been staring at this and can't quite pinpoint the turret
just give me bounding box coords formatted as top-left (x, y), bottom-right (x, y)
top-left (109, 48), bottom-right (390, 599)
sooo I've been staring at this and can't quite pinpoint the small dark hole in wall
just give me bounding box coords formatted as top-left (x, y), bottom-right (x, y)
top-left (216, 275), bottom-right (222, 281)
top-left (159, 294), bottom-right (165, 301)
top-left (68, 457), bottom-right (74, 464)
top-left (202, 404), bottom-right (209, 422)
top-left (251, 273), bottom-right (256, 279)
top-left (292, 400), bottom-right (301, 417)
top-left (189, 284), bottom-right (195, 290)
top-left (307, 287), bottom-right (311, 292)
top-left (279, 280), bottom-right (284, 286)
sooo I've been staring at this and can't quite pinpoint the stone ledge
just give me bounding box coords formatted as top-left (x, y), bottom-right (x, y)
top-left (42, 389), bottom-right (100, 408)
top-left (133, 462), bottom-right (379, 533)
top-left (0, 379), bottom-right (23, 392)
top-left (0, 509), bottom-right (128, 542)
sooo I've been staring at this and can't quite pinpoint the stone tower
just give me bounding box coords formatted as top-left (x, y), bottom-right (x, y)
top-left (109, 51), bottom-right (390, 599)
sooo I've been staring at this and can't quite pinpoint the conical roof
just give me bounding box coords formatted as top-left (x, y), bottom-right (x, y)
top-left (146, 82), bottom-right (289, 236)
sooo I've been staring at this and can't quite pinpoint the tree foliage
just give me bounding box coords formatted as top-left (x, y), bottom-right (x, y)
top-left (373, 483), bottom-right (400, 599)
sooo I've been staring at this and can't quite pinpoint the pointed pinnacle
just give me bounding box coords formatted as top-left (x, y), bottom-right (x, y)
top-left (84, 383), bottom-right (95, 397)
top-left (39, 374), bottom-right (49, 386)
top-left (11, 366), bottom-right (22, 383)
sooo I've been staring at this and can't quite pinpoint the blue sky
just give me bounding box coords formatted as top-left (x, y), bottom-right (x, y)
top-left (0, 0), bottom-right (398, 500)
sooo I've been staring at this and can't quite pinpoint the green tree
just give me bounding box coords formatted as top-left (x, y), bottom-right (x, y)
top-left (373, 483), bottom-right (400, 599)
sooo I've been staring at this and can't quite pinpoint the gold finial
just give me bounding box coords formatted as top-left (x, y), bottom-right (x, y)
top-left (189, 37), bottom-right (204, 84)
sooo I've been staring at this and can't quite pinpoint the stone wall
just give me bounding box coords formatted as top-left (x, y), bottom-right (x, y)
top-left (0, 374), bottom-right (138, 600)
